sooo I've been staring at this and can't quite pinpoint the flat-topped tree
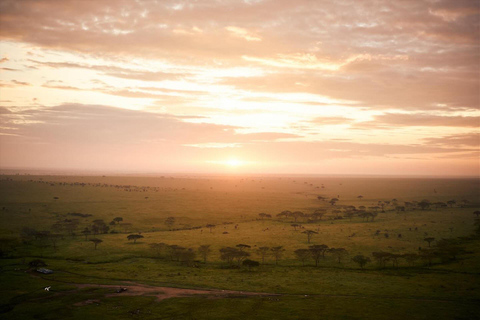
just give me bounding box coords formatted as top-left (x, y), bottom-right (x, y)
top-left (329, 198), bottom-right (339, 205)
top-left (344, 211), bottom-right (355, 221)
top-left (447, 200), bottom-right (456, 207)
top-left (91, 219), bottom-right (109, 235)
top-left (352, 255), bottom-right (371, 269)
top-left (291, 211), bottom-right (304, 222)
top-left (219, 247), bottom-right (250, 266)
top-left (302, 230), bottom-right (318, 244)
top-left (270, 246), bottom-right (285, 265)
top-left (424, 237), bottom-right (435, 247)
top-left (90, 238), bottom-right (102, 250)
top-left (402, 253), bottom-right (419, 266)
top-left (418, 200), bottom-right (431, 210)
top-left (236, 244), bottom-right (251, 251)
top-left (206, 224), bottom-right (215, 233)
top-left (198, 245), bottom-right (211, 263)
top-left (178, 248), bottom-right (196, 266)
top-left (294, 249), bottom-right (311, 266)
top-left (328, 248), bottom-right (348, 263)
top-left (150, 242), bottom-right (169, 258)
top-left (309, 244), bottom-right (328, 266)
top-left (257, 247), bottom-right (270, 264)
top-left (419, 248), bottom-right (436, 266)
top-left (291, 223), bottom-right (301, 231)
top-left (113, 217), bottom-right (123, 224)
top-left (372, 251), bottom-right (392, 268)
top-left (276, 210), bottom-right (291, 220)
top-left (311, 209), bottom-right (326, 221)
top-left (127, 234), bottom-right (144, 244)
top-left (165, 217), bottom-right (175, 230)
top-left (49, 234), bottom-right (62, 252)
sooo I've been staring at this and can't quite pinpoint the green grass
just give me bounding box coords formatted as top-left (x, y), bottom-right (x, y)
top-left (0, 174), bottom-right (479, 319)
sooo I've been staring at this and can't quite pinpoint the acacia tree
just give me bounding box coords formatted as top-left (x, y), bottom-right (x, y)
top-left (178, 248), bottom-right (196, 266)
top-left (302, 230), bottom-right (318, 244)
top-left (311, 209), bottom-right (326, 221)
top-left (276, 210), bottom-right (292, 220)
top-left (127, 234), bottom-right (144, 244)
top-left (372, 251), bottom-right (392, 268)
top-left (206, 224), bottom-right (216, 233)
top-left (402, 253), bottom-right (419, 266)
top-left (352, 255), bottom-right (371, 269)
top-left (270, 246), bottom-right (285, 265)
top-left (435, 239), bottom-right (465, 262)
top-left (291, 224), bottom-right (301, 231)
top-left (219, 247), bottom-right (250, 266)
top-left (424, 237), bottom-right (435, 247)
top-left (113, 217), bottom-right (123, 224)
top-left (236, 244), bottom-right (251, 251)
top-left (309, 244), bottom-right (328, 266)
top-left (294, 248), bottom-right (311, 266)
top-left (81, 228), bottom-right (91, 241)
top-left (257, 246), bottom-right (270, 264)
top-left (92, 220), bottom-right (109, 235)
top-left (419, 248), bottom-right (436, 266)
top-left (344, 211), bottom-right (356, 221)
top-left (49, 234), bottom-right (62, 252)
top-left (198, 245), bottom-right (212, 263)
top-left (328, 248), bottom-right (348, 263)
top-left (150, 242), bottom-right (169, 258)
top-left (329, 198), bottom-right (339, 205)
top-left (447, 200), bottom-right (456, 207)
top-left (165, 217), bottom-right (175, 230)
top-left (168, 245), bottom-right (185, 261)
top-left (291, 211), bottom-right (304, 222)
top-left (418, 200), bottom-right (431, 210)
top-left (90, 238), bottom-right (103, 250)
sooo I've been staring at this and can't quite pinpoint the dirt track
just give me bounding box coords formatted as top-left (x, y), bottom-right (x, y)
top-left (74, 282), bottom-right (280, 301)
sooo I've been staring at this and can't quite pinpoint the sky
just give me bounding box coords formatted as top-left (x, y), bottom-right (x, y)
top-left (0, 0), bottom-right (479, 176)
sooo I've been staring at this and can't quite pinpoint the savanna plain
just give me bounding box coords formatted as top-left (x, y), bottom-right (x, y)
top-left (0, 174), bottom-right (479, 319)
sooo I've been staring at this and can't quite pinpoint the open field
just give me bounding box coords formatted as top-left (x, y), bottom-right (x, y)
top-left (0, 174), bottom-right (479, 319)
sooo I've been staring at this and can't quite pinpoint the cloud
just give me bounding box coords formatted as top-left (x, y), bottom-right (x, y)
top-left (355, 113), bottom-right (480, 129)
top-left (226, 26), bottom-right (261, 41)
top-left (29, 59), bottom-right (186, 82)
top-left (309, 116), bottom-right (353, 125)
top-left (423, 133), bottom-right (480, 147)
top-left (0, 80), bottom-right (32, 87)
top-left (0, 103), bottom-right (300, 146)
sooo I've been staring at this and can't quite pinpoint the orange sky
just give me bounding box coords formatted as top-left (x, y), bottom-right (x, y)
top-left (0, 0), bottom-right (479, 176)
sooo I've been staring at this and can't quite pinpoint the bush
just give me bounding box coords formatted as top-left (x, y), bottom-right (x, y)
top-left (243, 259), bottom-right (260, 269)
top-left (28, 259), bottom-right (46, 268)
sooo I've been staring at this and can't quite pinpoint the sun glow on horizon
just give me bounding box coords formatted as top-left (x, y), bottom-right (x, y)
top-left (207, 159), bottom-right (248, 167)
top-left (226, 159), bottom-right (243, 167)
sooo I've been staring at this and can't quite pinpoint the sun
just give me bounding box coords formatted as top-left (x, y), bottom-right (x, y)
top-left (225, 159), bottom-right (243, 167)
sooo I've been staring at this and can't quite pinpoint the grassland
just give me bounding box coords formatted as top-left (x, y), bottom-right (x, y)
top-left (0, 174), bottom-right (479, 319)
